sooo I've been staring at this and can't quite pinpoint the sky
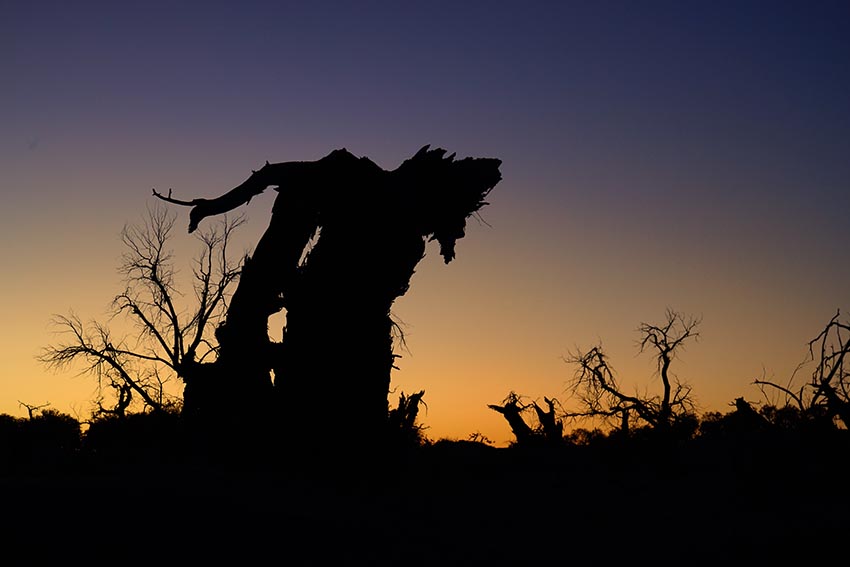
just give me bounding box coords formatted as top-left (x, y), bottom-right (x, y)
top-left (2, 1), bottom-right (849, 445)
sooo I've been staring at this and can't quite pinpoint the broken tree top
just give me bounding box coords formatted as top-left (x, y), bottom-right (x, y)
top-left (153, 145), bottom-right (502, 263)
top-left (156, 147), bottom-right (501, 430)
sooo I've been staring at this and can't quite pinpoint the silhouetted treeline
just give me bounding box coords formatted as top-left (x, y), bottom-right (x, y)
top-left (4, 404), bottom-right (848, 566)
top-left (2, 396), bottom-right (847, 477)
top-left (0, 409), bottom-right (80, 473)
top-left (0, 388), bottom-right (431, 474)
top-left (491, 393), bottom-right (850, 451)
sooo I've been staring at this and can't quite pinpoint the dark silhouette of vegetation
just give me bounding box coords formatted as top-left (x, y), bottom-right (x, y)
top-left (532, 396), bottom-right (564, 443)
top-left (2, 126), bottom-right (844, 567)
top-left (755, 308), bottom-right (850, 429)
top-left (40, 205), bottom-right (244, 417)
top-left (5, 380), bottom-right (847, 565)
top-left (488, 391), bottom-right (535, 444)
top-left (487, 391), bottom-right (564, 446)
top-left (486, 310), bottom-right (850, 463)
top-left (562, 309), bottom-right (700, 437)
top-left (153, 146), bottom-right (501, 453)
top-left (388, 390), bottom-right (428, 448)
top-left (21, 145), bottom-right (848, 564)
top-left (81, 408), bottom-right (186, 466)
top-left (18, 400), bottom-right (51, 419)
top-left (488, 310), bottom-right (702, 447)
top-left (0, 406), bottom-right (81, 473)
top-left (698, 397), bottom-right (770, 440)
top-left (4, 391), bottom-right (844, 472)
top-left (35, 146), bottom-right (499, 468)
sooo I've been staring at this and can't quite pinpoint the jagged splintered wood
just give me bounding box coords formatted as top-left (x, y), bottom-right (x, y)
top-left (155, 146), bottom-right (502, 449)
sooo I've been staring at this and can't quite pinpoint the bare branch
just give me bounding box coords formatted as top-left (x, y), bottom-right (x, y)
top-left (562, 310), bottom-right (700, 434)
top-left (153, 161), bottom-right (285, 232)
top-left (753, 378), bottom-right (805, 409)
top-left (488, 392), bottom-right (537, 445)
top-left (151, 187), bottom-right (201, 207)
top-left (18, 401), bottom-right (51, 419)
top-left (39, 315), bottom-right (166, 412)
top-left (40, 203), bottom-right (244, 417)
top-left (756, 309), bottom-right (850, 428)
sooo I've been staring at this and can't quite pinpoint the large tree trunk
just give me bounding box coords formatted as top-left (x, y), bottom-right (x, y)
top-left (272, 221), bottom-right (427, 454)
top-left (167, 147), bottom-right (501, 456)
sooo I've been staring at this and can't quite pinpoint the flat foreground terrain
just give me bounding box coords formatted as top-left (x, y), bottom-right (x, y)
top-left (2, 440), bottom-right (845, 565)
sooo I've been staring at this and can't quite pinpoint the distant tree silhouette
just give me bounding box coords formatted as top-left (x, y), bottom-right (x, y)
top-left (757, 403), bottom-right (809, 431)
top-left (488, 392), bottom-right (536, 445)
top-left (466, 431), bottom-right (494, 446)
top-left (755, 309), bottom-right (850, 429)
top-left (23, 408), bottom-right (81, 464)
top-left (40, 205), bottom-right (244, 416)
top-left (564, 309), bottom-right (700, 436)
top-left (533, 396), bottom-right (564, 443)
top-left (488, 391), bottom-right (564, 446)
top-left (18, 401), bottom-right (50, 419)
top-left (82, 408), bottom-right (184, 465)
top-left (155, 146), bottom-right (501, 453)
top-left (0, 413), bottom-right (20, 472)
top-left (563, 427), bottom-right (606, 446)
top-left (730, 397), bottom-right (769, 430)
top-left (0, 407), bottom-right (82, 471)
top-left (698, 397), bottom-right (769, 440)
top-left (388, 390), bottom-right (428, 448)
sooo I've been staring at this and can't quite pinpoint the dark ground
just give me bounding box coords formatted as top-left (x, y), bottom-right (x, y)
top-left (2, 439), bottom-right (845, 566)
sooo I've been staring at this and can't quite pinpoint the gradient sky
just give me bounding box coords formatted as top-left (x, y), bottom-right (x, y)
top-left (3, 1), bottom-right (849, 445)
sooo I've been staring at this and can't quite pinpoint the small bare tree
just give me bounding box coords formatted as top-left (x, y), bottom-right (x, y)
top-left (18, 401), bottom-right (51, 419)
top-left (755, 309), bottom-right (850, 429)
top-left (40, 204), bottom-right (244, 416)
top-left (637, 309), bottom-right (700, 428)
top-left (388, 390), bottom-right (428, 446)
top-left (488, 392), bottom-right (564, 446)
top-left (565, 345), bottom-right (638, 432)
top-left (564, 309), bottom-right (700, 434)
top-left (488, 392), bottom-right (536, 445)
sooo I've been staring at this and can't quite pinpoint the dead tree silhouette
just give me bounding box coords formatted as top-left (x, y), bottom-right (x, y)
top-left (755, 309), bottom-right (850, 429)
top-left (155, 146), bottom-right (501, 452)
top-left (533, 397), bottom-right (564, 443)
top-left (388, 390), bottom-right (428, 447)
top-left (488, 392), bottom-right (536, 446)
top-left (489, 392), bottom-right (564, 446)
